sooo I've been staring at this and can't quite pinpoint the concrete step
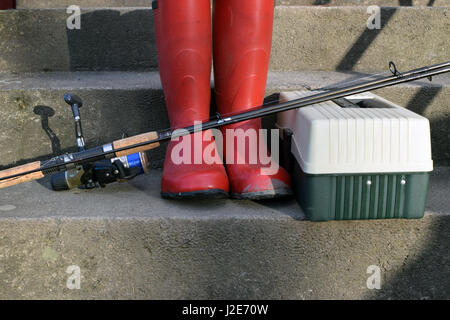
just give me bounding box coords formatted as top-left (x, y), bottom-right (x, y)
top-left (0, 70), bottom-right (448, 169)
top-left (16, 0), bottom-right (153, 8)
top-left (15, 0), bottom-right (450, 9)
top-left (0, 7), bottom-right (448, 73)
top-left (0, 166), bottom-right (448, 299)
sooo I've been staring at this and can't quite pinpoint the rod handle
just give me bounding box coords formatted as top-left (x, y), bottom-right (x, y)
top-left (113, 132), bottom-right (160, 157)
top-left (0, 161), bottom-right (44, 189)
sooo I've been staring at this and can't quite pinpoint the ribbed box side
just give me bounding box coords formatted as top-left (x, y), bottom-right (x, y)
top-left (334, 174), bottom-right (411, 220)
top-left (282, 127), bottom-right (430, 221)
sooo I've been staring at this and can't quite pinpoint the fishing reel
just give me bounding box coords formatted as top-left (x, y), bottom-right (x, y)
top-left (50, 93), bottom-right (149, 191)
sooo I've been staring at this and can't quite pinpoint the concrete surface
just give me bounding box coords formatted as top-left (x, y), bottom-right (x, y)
top-left (16, 0), bottom-right (450, 8)
top-left (0, 167), bottom-right (448, 299)
top-left (0, 70), bottom-right (448, 168)
top-left (272, 6), bottom-right (450, 72)
top-left (0, 7), bottom-right (448, 73)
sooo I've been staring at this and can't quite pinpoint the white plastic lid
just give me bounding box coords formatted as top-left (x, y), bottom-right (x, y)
top-left (277, 90), bottom-right (433, 174)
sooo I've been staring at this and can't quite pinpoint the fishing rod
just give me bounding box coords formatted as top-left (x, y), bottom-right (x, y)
top-left (242, 61), bottom-right (448, 108)
top-left (0, 61), bottom-right (449, 190)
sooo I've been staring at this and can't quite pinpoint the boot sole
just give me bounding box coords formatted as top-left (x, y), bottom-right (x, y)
top-left (161, 189), bottom-right (229, 200)
top-left (230, 188), bottom-right (293, 200)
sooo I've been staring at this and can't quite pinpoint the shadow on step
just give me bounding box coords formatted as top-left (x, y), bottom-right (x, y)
top-left (368, 214), bottom-right (450, 299)
top-left (66, 9), bottom-right (157, 71)
top-left (336, 0), bottom-right (437, 72)
top-left (405, 85), bottom-right (449, 166)
top-left (336, 7), bottom-right (398, 71)
top-left (33, 105), bottom-right (62, 156)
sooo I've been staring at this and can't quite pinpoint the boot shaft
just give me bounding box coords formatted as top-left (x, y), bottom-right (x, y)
top-left (213, 0), bottom-right (275, 114)
top-left (154, 0), bottom-right (212, 128)
top-left (0, 0), bottom-right (15, 9)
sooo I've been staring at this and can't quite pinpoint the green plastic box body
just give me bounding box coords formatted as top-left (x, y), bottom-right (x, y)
top-left (277, 91), bottom-right (434, 222)
top-left (292, 161), bottom-right (429, 222)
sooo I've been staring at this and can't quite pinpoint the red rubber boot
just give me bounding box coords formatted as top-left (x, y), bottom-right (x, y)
top-left (154, 0), bottom-right (229, 199)
top-left (0, 0), bottom-right (15, 10)
top-left (213, 0), bottom-right (292, 199)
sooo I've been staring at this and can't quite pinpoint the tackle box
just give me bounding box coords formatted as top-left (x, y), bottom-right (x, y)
top-left (277, 90), bottom-right (433, 221)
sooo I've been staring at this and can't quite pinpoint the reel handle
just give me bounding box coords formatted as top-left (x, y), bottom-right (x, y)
top-left (0, 162), bottom-right (44, 189)
top-left (64, 93), bottom-right (86, 151)
top-left (64, 93), bottom-right (83, 109)
top-left (113, 132), bottom-right (160, 157)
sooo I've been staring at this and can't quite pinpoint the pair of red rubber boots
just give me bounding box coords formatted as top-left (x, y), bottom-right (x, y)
top-left (154, 0), bottom-right (291, 200)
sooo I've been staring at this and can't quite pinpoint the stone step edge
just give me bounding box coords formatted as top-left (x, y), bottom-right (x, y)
top-left (0, 71), bottom-right (448, 91)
